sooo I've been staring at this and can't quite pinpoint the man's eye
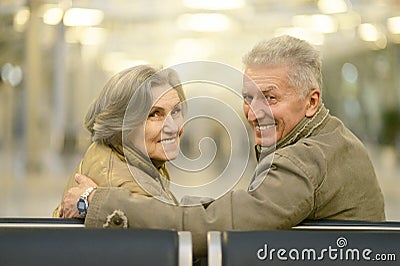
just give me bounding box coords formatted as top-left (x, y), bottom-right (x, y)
top-left (243, 95), bottom-right (253, 103)
top-left (264, 94), bottom-right (276, 101)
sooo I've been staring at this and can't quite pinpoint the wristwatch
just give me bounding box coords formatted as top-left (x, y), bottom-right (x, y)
top-left (77, 187), bottom-right (97, 217)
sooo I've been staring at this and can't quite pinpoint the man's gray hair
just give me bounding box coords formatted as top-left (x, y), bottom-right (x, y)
top-left (84, 65), bottom-right (185, 149)
top-left (242, 35), bottom-right (322, 98)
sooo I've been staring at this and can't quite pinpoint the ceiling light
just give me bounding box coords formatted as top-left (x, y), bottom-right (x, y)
top-left (318, 0), bottom-right (348, 14)
top-left (311, 15), bottom-right (337, 33)
top-left (292, 14), bottom-right (337, 33)
top-left (14, 7), bottom-right (30, 32)
top-left (358, 23), bottom-right (378, 42)
top-left (43, 7), bottom-right (63, 25)
top-left (63, 8), bottom-right (104, 27)
top-left (182, 0), bottom-right (244, 10)
top-left (177, 13), bottom-right (231, 32)
top-left (387, 16), bottom-right (400, 34)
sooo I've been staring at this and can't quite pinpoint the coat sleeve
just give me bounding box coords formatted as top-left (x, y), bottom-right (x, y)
top-left (85, 148), bottom-right (321, 256)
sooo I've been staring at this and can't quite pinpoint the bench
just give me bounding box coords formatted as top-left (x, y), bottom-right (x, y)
top-left (0, 218), bottom-right (192, 266)
top-left (208, 220), bottom-right (400, 266)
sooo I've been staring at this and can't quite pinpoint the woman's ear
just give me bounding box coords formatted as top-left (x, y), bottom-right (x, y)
top-left (305, 89), bottom-right (321, 118)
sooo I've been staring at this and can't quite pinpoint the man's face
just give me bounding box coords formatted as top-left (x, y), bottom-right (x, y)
top-left (242, 64), bottom-right (309, 147)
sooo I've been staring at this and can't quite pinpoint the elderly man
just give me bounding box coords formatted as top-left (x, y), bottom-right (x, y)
top-left (61, 35), bottom-right (385, 256)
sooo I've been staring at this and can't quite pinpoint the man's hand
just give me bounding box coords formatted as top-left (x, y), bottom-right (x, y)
top-left (60, 174), bottom-right (98, 218)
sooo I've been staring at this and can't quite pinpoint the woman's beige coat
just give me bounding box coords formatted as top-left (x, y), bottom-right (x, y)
top-left (53, 143), bottom-right (176, 217)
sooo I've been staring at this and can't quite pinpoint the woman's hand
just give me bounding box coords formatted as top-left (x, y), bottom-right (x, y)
top-left (60, 174), bottom-right (98, 218)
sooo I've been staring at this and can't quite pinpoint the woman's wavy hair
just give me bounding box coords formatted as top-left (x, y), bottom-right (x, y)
top-left (84, 65), bottom-right (186, 149)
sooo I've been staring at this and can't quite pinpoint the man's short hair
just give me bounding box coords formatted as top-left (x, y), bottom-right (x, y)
top-left (242, 35), bottom-right (322, 98)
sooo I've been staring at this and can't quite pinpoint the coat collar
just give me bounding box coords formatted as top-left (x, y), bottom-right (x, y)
top-left (110, 143), bottom-right (177, 204)
top-left (112, 144), bottom-right (169, 181)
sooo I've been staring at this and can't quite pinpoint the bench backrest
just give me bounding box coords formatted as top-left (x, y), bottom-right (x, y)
top-left (208, 220), bottom-right (400, 266)
top-left (0, 218), bottom-right (192, 266)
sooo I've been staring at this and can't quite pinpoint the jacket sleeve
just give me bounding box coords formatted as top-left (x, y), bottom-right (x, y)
top-left (85, 147), bottom-right (320, 256)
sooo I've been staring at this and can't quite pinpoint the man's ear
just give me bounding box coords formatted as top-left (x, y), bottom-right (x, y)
top-left (305, 89), bottom-right (321, 118)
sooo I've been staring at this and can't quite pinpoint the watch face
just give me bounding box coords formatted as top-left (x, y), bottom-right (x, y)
top-left (77, 198), bottom-right (88, 215)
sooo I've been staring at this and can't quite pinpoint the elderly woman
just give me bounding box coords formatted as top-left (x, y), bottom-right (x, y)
top-left (54, 65), bottom-right (186, 218)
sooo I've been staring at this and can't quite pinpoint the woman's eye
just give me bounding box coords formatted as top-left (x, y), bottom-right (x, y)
top-left (171, 107), bottom-right (182, 116)
top-left (149, 111), bottom-right (161, 118)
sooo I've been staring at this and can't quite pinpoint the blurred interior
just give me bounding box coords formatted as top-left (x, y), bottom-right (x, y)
top-left (0, 0), bottom-right (399, 219)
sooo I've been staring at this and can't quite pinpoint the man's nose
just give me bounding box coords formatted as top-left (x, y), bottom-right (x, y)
top-left (163, 114), bottom-right (179, 134)
top-left (247, 106), bottom-right (257, 122)
top-left (248, 101), bottom-right (266, 122)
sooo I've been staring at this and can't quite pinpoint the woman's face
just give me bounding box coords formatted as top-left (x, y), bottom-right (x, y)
top-left (130, 84), bottom-right (184, 162)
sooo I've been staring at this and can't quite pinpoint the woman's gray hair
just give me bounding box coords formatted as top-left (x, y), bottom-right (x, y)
top-left (242, 35), bottom-right (322, 98)
top-left (84, 65), bottom-right (185, 148)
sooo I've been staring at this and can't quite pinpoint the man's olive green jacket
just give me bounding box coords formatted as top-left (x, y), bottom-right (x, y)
top-left (85, 104), bottom-right (385, 256)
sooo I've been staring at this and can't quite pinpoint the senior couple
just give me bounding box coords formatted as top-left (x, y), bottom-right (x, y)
top-left (56, 35), bottom-right (385, 256)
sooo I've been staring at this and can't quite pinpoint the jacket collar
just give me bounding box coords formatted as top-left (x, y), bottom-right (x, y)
top-left (276, 102), bottom-right (329, 149)
top-left (256, 103), bottom-right (330, 161)
top-left (113, 144), bottom-right (169, 181)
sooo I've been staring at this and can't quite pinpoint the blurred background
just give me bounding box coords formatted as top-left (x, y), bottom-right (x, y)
top-left (0, 0), bottom-right (399, 219)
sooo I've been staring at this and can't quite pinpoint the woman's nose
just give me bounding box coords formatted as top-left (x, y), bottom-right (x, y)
top-left (163, 114), bottom-right (179, 134)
